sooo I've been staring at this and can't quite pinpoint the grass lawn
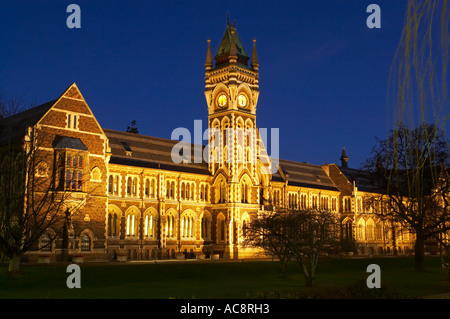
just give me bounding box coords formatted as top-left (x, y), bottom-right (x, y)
top-left (0, 256), bottom-right (449, 299)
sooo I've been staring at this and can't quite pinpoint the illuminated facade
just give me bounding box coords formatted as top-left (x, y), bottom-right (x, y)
top-left (0, 23), bottom-right (415, 262)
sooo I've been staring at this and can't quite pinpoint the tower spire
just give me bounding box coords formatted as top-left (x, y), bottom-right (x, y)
top-left (228, 30), bottom-right (237, 63)
top-left (340, 147), bottom-right (349, 168)
top-left (251, 39), bottom-right (259, 71)
top-left (205, 39), bottom-right (213, 70)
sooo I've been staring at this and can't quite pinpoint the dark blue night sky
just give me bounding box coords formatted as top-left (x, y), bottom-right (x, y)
top-left (1, 0), bottom-right (412, 168)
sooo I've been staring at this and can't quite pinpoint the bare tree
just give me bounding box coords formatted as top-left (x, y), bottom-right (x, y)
top-left (242, 211), bottom-right (292, 279)
top-left (243, 208), bottom-right (342, 287)
top-left (363, 123), bottom-right (449, 271)
top-left (0, 128), bottom-right (89, 272)
top-left (0, 90), bottom-right (25, 118)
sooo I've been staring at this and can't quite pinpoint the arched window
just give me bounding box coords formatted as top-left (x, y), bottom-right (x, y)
top-left (145, 179), bottom-right (150, 197)
top-left (217, 215), bottom-right (226, 242)
top-left (312, 196), bottom-right (318, 209)
top-left (126, 211), bottom-right (139, 237)
top-left (366, 220), bottom-right (374, 241)
top-left (150, 179), bottom-right (155, 198)
top-left (108, 211), bottom-right (120, 237)
top-left (375, 224), bottom-right (382, 240)
top-left (114, 175), bottom-right (119, 195)
top-left (40, 234), bottom-right (52, 252)
top-left (144, 214), bottom-right (155, 238)
top-left (220, 182), bottom-right (226, 203)
top-left (186, 183), bottom-right (190, 200)
top-left (344, 197), bottom-right (351, 212)
top-left (108, 175), bottom-right (113, 194)
top-left (200, 184), bottom-right (205, 201)
top-left (181, 183), bottom-right (186, 200)
top-left (170, 182), bottom-right (175, 199)
top-left (132, 177), bottom-right (138, 196)
top-left (241, 183), bottom-right (249, 203)
top-left (80, 234), bottom-right (91, 252)
top-left (166, 180), bottom-right (170, 197)
top-left (181, 213), bottom-right (195, 238)
top-left (343, 220), bottom-right (353, 239)
top-left (201, 213), bottom-right (211, 239)
top-left (357, 197), bottom-right (363, 212)
top-left (127, 177), bottom-right (132, 195)
top-left (166, 214), bottom-right (175, 238)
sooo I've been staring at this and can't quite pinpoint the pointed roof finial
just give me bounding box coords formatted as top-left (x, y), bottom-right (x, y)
top-left (228, 30), bottom-right (237, 62)
top-left (251, 39), bottom-right (259, 70)
top-left (340, 147), bottom-right (349, 168)
top-left (205, 39), bottom-right (212, 70)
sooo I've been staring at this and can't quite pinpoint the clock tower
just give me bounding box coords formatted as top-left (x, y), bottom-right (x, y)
top-left (204, 21), bottom-right (267, 259)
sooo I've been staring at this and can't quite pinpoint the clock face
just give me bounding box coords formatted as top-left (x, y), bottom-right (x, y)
top-left (238, 94), bottom-right (248, 108)
top-left (217, 94), bottom-right (227, 108)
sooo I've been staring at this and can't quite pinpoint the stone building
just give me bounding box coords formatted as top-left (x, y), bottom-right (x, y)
top-left (0, 22), bottom-right (415, 262)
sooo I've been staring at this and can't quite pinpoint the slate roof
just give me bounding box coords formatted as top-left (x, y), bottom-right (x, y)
top-left (0, 99), bottom-right (56, 145)
top-left (273, 159), bottom-right (339, 191)
top-left (53, 135), bottom-right (88, 151)
top-left (339, 167), bottom-right (383, 193)
top-left (215, 24), bottom-right (249, 59)
top-left (104, 129), bottom-right (211, 175)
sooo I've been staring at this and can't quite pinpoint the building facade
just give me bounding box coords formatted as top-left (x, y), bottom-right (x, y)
top-left (0, 23), bottom-right (415, 262)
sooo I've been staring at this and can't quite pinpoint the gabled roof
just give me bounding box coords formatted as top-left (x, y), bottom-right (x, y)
top-left (0, 82), bottom-right (106, 147)
top-left (273, 159), bottom-right (339, 191)
top-left (0, 99), bottom-right (56, 145)
top-left (104, 129), bottom-right (211, 176)
top-left (339, 167), bottom-right (383, 193)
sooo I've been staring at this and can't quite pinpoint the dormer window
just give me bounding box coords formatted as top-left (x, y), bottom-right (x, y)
top-left (120, 141), bottom-right (132, 156)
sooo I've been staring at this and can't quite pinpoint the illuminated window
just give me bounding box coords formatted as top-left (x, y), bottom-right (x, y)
top-left (126, 212), bottom-right (138, 237)
top-left (181, 214), bottom-right (195, 238)
top-left (166, 214), bottom-right (175, 238)
top-left (344, 197), bottom-right (352, 212)
top-left (357, 197), bottom-right (363, 212)
top-left (300, 194), bottom-right (307, 209)
top-left (312, 195), bottom-right (318, 209)
top-left (331, 197), bottom-right (337, 212)
top-left (56, 151), bottom-right (86, 192)
top-left (144, 214), bottom-right (155, 237)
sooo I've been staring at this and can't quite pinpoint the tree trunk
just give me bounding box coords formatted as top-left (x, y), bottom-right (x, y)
top-left (414, 231), bottom-right (425, 271)
top-left (8, 253), bottom-right (21, 272)
top-left (61, 218), bottom-right (69, 262)
top-left (279, 260), bottom-right (288, 279)
top-left (300, 255), bottom-right (317, 288)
